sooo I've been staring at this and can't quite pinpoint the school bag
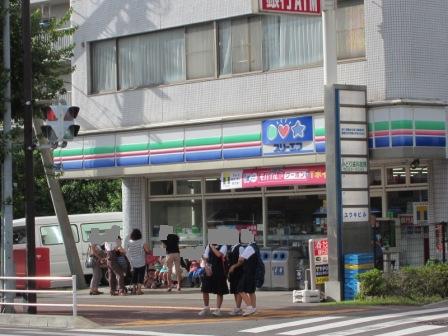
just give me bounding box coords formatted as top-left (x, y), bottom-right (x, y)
top-left (250, 243), bottom-right (265, 288)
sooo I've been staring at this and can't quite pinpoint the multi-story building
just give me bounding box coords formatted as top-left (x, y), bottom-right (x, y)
top-left (37, 1), bottom-right (448, 269)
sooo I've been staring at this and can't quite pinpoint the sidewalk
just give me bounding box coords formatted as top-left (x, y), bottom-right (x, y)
top-left (0, 287), bottom-right (377, 328)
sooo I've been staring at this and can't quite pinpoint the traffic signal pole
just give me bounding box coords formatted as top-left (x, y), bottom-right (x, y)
top-left (22, 0), bottom-right (37, 314)
top-left (33, 118), bottom-right (87, 290)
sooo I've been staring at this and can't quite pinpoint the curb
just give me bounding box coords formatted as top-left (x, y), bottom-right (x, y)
top-left (0, 314), bottom-right (99, 329)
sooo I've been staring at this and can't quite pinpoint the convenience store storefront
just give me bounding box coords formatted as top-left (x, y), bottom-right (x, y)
top-left (59, 104), bottom-right (447, 265)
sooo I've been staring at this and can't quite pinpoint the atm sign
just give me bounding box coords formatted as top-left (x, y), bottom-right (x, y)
top-left (259, 0), bottom-right (321, 15)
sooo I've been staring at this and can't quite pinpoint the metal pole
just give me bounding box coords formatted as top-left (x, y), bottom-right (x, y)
top-left (323, 0), bottom-right (338, 86)
top-left (72, 275), bottom-right (77, 317)
top-left (2, 0), bottom-right (15, 312)
top-left (322, 0), bottom-right (341, 301)
top-left (22, 0), bottom-right (37, 314)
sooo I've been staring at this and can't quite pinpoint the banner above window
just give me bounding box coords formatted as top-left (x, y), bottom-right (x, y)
top-left (221, 165), bottom-right (326, 190)
top-left (258, 0), bottom-right (322, 15)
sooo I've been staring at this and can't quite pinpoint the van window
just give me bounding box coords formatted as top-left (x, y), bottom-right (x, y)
top-left (40, 225), bottom-right (79, 245)
top-left (13, 226), bottom-right (27, 244)
top-left (80, 222), bottom-right (123, 242)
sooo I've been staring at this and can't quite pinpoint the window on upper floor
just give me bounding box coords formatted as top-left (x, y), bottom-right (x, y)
top-left (89, 1), bottom-right (365, 94)
top-left (218, 17), bottom-right (262, 76)
top-left (90, 39), bottom-right (117, 93)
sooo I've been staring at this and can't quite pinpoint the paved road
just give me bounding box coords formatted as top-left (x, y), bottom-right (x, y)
top-left (2, 306), bottom-right (448, 336)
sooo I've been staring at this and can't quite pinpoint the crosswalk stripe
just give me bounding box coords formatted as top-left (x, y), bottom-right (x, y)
top-left (320, 312), bottom-right (448, 336)
top-left (73, 328), bottom-right (215, 336)
top-left (375, 324), bottom-right (445, 336)
top-left (280, 311), bottom-right (448, 336)
top-left (240, 306), bottom-right (448, 334)
top-left (239, 316), bottom-right (342, 333)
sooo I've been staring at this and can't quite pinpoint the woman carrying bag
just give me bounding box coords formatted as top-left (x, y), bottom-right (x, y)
top-left (198, 244), bottom-right (229, 317)
top-left (88, 243), bottom-right (106, 295)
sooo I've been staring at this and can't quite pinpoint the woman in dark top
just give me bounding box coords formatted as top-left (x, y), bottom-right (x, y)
top-left (162, 233), bottom-right (182, 291)
top-left (198, 244), bottom-right (229, 316)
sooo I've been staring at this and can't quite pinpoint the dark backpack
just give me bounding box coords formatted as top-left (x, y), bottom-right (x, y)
top-left (251, 243), bottom-right (265, 288)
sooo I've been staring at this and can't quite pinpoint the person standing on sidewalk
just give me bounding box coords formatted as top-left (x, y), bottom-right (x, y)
top-left (126, 229), bottom-right (151, 295)
top-left (105, 237), bottom-right (126, 296)
top-left (162, 233), bottom-right (182, 291)
top-left (89, 243), bottom-right (106, 295)
top-left (229, 231), bottom-right (258, 316)
top-left (198, 244), bottom-right (229, 317)
top-left (227, 242), bottom-right (245, 315)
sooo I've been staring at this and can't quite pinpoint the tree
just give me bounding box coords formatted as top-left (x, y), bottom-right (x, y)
top-left (1, 2), bottom-right (121, 219)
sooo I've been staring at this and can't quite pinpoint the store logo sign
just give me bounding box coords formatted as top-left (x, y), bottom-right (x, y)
top-left (262, 116), bottom-right (314, 155)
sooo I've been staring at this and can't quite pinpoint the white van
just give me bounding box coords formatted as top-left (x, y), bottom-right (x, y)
top-left (12, 212), bottom-right (123, 286)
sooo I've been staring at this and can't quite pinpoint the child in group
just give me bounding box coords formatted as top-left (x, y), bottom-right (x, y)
top-left (158, 257), bottom-right (169, 287)
top-left (187, 260), bottom-right (203, 287)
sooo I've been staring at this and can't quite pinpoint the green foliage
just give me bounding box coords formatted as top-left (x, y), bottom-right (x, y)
top-left (1, 3), bottom-right (120, 218)
top-left (357, 263), bottom-right (448, 301)
top-left (61, 179), bottom-right (122, 214)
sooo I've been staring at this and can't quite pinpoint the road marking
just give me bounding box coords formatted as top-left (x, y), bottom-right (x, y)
top-left (320, 312), bottom-right (448, 336)
top-left (78, 304), bottom-right (201, 311)
top-left (73, 329), bottom-right (215, 336)
top-left (239, 316), bottom-right (342, 333)
top-left (376, 324), bottom-right (445, 336)
top-left (280, 309), bottom-right (448, 336)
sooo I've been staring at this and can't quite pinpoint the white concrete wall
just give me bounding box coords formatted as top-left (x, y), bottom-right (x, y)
top-left (70, 0), bottom-right (448, 133)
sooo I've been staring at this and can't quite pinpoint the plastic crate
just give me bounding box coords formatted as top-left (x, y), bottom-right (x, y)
top-left (344, 253), bottom-right (374, 264)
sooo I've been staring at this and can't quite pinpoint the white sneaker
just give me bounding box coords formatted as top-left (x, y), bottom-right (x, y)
top-left (212, 309), bottom-right (222, 317)
top-left (198, 307), bottom-right (211, 316)
top-left (228, 308), bottom-right (243, 316)
top-left (242, 307), bottom-right (257, 316)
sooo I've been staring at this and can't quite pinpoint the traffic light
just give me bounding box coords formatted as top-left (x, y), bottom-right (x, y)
top-left (40, 104), bottom-right (80, 148)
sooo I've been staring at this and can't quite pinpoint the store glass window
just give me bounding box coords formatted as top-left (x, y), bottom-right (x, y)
top-left (206, 198), bottom-right (262, 242)
top-left (410, 166), bottom-right (428, 184)
top-left (150, 180), bottom-right (174, 196)
top-left (387, 190), bottom-right (428, 218)
top-left (205, 178), bottom-right (230, 193)
top-left (267, 195), bottom-right (326, 247)
top-left (176, 179), bottom-right (201, 195)
top-left (151, 200), bottom-right (203, 244)
top-left (386, 167), bottom-right (406, 185)
top-left (369, 169), bottom-right (382, 186)
top-left (370, 197), bottom-right (383, 217)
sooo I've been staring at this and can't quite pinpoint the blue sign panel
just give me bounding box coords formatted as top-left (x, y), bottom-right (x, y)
top-left (262, 116), bottom-right (314, 156)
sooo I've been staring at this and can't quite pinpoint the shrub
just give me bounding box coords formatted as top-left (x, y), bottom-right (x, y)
top-left (357, 263), bottom-right (448, 301)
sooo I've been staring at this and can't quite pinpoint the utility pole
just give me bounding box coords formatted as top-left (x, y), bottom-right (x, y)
top-left (22, 0), bottom-right (37, 314)
top-left (1, 0), bottom-right (15, 313)
top-left (33, 117), bottom-right (87, 290)
top-left (322, 0), bottom-right (342, 301)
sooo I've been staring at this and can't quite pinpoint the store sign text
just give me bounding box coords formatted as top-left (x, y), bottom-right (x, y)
top-left (221, 165), bottom-right (326, 190)
top-left (341, 157), bottom-right (368, 172)
top-left (259, 0), bottom-right (321, 15)
top-left (343, 207), bottom-right (369, 223)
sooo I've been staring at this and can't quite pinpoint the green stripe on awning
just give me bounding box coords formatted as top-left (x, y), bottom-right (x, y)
top-left (83, 146), bottom-right (115, 155)
top-left (315, 128), bottom-right (325, 136)
top-left (391, 120), bottom-right (413, 130)
top-left (116, 143), bottom-right (149, 152)
top-left (185, 137), bottom-right (221, 147)
top-left (415, 121), bottom-right (445, 130)
top-left (374, 121), bottom-right (389, 131)
top-left (149, 140), bottom-right (184, 150)
top-left (222, 134), bottom-right (261, 144)
top-left (56, 148), bottom-right (83, 157)
top-left (368, 123), bottom-right (373, 132)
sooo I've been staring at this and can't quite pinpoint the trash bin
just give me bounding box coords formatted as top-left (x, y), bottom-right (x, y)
top-left (260, 247), bottom-right (272, 290)
top-left (271, 247), bottom-right (300, 290)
